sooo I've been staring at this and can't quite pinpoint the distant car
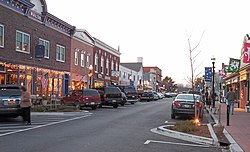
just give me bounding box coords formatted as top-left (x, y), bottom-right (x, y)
top-left (0, 85), bottom-right (22, 117)
top-left (171, 93), bottom-right (204, 119)
top-left (120, 92), bottom-right (127, 106)
top-left (93, 86), bottom-right (122, 108)
top-left (140, 90), bottom-right (154, 102)
top-left (117, 85), bottom-right (138, 104)
top-left (157, 92), bottom-right (164, 99)
top-left (61, 89), bottom-right (101, 110)
top-left (153, 91), bottom-right (159, 100)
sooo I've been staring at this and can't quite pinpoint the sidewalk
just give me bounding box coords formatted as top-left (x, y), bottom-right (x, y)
top-left (208, 101), bottom-right (250, 152)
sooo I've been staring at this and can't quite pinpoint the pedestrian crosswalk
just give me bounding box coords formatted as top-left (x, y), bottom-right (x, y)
top-left (0, 111), bottom-right (92, 137)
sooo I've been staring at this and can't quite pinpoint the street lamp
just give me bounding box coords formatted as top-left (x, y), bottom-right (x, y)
top-left (88, 65), bottom-right (93, 89)
top-left (211, 57), bottom-right (216, 108)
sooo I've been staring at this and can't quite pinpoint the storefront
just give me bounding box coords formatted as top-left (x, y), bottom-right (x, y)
top-left (0, 62), bottom-right (69, 97)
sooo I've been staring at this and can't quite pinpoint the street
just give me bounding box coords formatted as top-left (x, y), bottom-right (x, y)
top-left (0, 98), bottom-right (223, 152)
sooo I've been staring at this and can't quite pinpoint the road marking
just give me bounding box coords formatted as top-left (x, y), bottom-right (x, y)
top-left (0, 114), bottom-right (91, 137)
top-left (144, 140), bottom-right (212, 148)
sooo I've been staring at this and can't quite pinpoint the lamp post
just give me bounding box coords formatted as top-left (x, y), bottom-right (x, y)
top-left (88, 65), bottom-right (93, 89)
top-left (211, 57), bottom-right (216, 108)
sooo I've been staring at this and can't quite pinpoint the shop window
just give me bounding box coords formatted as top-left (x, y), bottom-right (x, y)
top-left (16, 30), bottom-right (30, 53)
top-left (56, 44), bottom-right (65, 62)
top-left (39, 38), bottom-right (50, 58)
top-left (0, 24), bottom-right (4, 48)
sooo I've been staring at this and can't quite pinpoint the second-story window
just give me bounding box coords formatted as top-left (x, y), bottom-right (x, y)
top-left (111, 60), bottom-right (114, 71)
top-left (16, 30), bottom-right (30, 53)
top-left (81, 52), bottom-right (84, 67)
top-left (0, 24), bottom-right (4, 48)
top-left (95, 53), bottom-right (98, 72)
top-left (116, 62), bottom-right (118, 71)
top-left (87, 55), bottom-right (90, 67)
top-left (101, 56), bottom-right (104, 74)
top-left (39, 38), bottom-right (50, 58)
top-left (106, 58), bottom-right (109, 75)
top-left (74, 49), bottom-right (78, 65)
top-left (56, 44), bottom-right (65, 62)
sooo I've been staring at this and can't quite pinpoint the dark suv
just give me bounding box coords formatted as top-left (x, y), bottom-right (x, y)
top-left (0, 85), bottom-right (22, 117)
top-left (117, 85), bottom-right (138, 104)
top-left (61, 89), bottom-right (101, 110)
top-left (140, 90), bottom-right (154, 102)
top-left (93, 86), bottom-right (122, 108)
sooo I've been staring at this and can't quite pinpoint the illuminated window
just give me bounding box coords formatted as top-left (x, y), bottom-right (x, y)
top-left (74, 49), bottom-right (79, 65)
top-left (16, 30), bottom-right (30, 53)
top-left (56, 44), bottom-right (65, 62)
top-left (39, 38), bottom-right (50, 58)
top-left (0, 24), bottom-right (4, 48)
top-left (95, 53), bottom-right (98, 72)
top-left (81, 52), bottom-right (84, 67)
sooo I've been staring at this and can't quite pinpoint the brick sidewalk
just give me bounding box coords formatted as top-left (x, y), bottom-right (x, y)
top-left (211, 102), bottom-right (250, 152)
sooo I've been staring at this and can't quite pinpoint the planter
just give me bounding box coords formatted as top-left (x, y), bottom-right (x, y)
top-left (245, 106), bottom-right (250, 113)
top-left (42, 100), bottom-right (48, 106)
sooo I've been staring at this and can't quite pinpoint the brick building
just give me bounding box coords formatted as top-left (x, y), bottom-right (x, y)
top-left (0, 0), bottom-right (75, 96)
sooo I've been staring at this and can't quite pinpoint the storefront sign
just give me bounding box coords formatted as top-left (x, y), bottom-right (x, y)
top-left (98, 74), bottom-right (103, 79)
top-left (240, 74), bottom-right (247, 81)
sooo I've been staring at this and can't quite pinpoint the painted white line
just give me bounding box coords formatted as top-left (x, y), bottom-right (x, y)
top-left (144, 140), bottom-right (212, 148)
top-left (0, 115), bottom-right (91, 137)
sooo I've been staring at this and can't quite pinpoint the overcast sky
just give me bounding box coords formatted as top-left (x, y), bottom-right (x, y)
top-left (46, 0), bottom-right (248, 84)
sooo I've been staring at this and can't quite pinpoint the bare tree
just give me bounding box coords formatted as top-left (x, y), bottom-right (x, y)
top-left (186, 30), bottom-right (205, 120)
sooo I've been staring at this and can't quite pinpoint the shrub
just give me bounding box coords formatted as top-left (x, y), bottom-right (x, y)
top-left (170, 120), bottom-right (196, 133)
top-left (32, 105), bottom-right (80, 112)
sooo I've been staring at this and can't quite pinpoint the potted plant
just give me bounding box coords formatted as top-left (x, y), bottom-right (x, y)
top-left (41, 96), bottom-right (49, 106)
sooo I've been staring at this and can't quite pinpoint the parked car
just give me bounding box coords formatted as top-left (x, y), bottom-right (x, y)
top-left (157, 92), bottom-right (164, 99)
top-left (140, 90), bottom-right (154, 102)
top-left (171, 93), bottom-right (204, 119)
top-left (93, 86), bottom-right (122, 108)
top-left (116, 85), bottom-right (138, 104)
top-left (153, 91), bottom-right (159, 100)
top-left (120, 92), bottom-right (127, 106)
top-left (0, 85), bottom-right (22, 117)
top-left (137, 90), bottom-right (144, 101)
top-left (61, 89), bottom-right (101, 110)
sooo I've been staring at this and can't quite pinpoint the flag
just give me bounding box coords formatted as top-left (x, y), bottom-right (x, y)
top-left (243, 42), bottom-right (250, 63)
top-left (204, 67), bottom-right (212, 82)
top-left (42, 73), bottom-right (48, 88)
top-left (219, 70), bottom-right (226, 77)
top-left (228, 58), bottom-right (240, 73)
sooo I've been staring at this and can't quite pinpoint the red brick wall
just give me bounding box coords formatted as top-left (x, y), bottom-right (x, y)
top-left (0, 5), bottom-right (71, 71)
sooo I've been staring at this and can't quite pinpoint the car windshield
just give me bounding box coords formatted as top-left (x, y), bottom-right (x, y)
top-left (176, 94), bottom-right (199, 101)
top-left (124, 86), bottom-right (137, 94)
top-left (82, 90), bottom-right (99, 96)
top-left (105, 87), bottom-right (121, 94)
top-left (0, 87), bottom-right (22, 96)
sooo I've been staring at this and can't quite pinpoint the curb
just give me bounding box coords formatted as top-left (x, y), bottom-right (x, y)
top-left (205, 106), bottom-right (244, 152)
top-left (151, 125), bottom-right (214, 145)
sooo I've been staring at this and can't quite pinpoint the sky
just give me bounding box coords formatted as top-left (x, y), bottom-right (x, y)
top-left (45, 0), bottom-right (248, 85)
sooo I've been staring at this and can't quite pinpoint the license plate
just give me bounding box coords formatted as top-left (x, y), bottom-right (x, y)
top-left (91, 102), bottom-right (95, 105)
top-left (183, 105), bottom-right (190, 108)
top-left (112, 100), bottom-right (116, 103)
top-left (4, 100), bottom-right (16, 105)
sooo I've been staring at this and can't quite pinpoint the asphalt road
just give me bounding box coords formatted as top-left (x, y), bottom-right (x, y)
top-left (0, 98), bottom-right (223, 152)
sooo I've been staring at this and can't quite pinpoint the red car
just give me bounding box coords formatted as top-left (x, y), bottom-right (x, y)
top-left (61, 89), bottom-right (101, 110)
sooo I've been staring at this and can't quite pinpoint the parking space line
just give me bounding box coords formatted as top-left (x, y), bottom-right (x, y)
top-left (0, 115), bottom-right (91, 137)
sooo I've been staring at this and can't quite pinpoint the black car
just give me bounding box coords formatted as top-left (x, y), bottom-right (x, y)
top-left (120, 92), bottom-right (127, 106)
top-left (0, 85), bottom-right (22, 117)
top-left (93, 86), bottom-right (122, 108)
top-left (171, 94), bottom-right (204, 119)
top-left (116, 85), bottom-right (138, 104)
top-left (140, 90), bottom-right (154, 102)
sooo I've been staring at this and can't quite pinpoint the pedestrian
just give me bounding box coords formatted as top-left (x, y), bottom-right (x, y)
top-left (226, 88), bottom-right (236, 115)
top-left (20, 86), bottom-right (32, 125)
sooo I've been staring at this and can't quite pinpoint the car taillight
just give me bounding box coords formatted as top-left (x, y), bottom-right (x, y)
top-left (172, 102), bottom-right (181, 107)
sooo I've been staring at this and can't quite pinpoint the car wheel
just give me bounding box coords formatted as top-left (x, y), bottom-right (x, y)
top-left (113, 103), bottom-right (118, 108)
top-left (171, 113), bottom-right (176, 119)
top-left (120, 102), bottom-right (125, 106)
top-left (74, 101), bottom-right (80, 109)
top-left (91, 105), bottom-right (97, 110)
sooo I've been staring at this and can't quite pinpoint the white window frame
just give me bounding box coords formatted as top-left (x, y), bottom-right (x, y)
top-left (56, 44), bottom-right (65, 62)
top-left (87, 55), bottom-right (90, 67)
top-left (39, 38), bottom-right (50, 58)
top-left (116, 62), bottom-right (118, 71)
top-left (0, 24), bottom-right (4, 48)
top-left (106, 59), bottom-right (109, 75)
top-left (74, 49), bottom-right (79, 65)
top-left (101, 56), bottom-right (104, 74)
top-left (81, 52), bottom-right (84, 67)
top-left (95, 53), bottom-right (98, 72)
top-left (16, 30), bottom-right (30, 53)
top-left (111, 60), bottom-right (114, 71)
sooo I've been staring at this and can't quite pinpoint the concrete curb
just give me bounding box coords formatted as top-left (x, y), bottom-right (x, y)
top-left (151, 125), bottom-right (214, 145)
top-left (205, 106), bottom-right (244, 152)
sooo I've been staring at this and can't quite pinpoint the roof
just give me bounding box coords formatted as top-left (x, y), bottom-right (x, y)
top-left (120, 62), bottom-right (143, 72)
